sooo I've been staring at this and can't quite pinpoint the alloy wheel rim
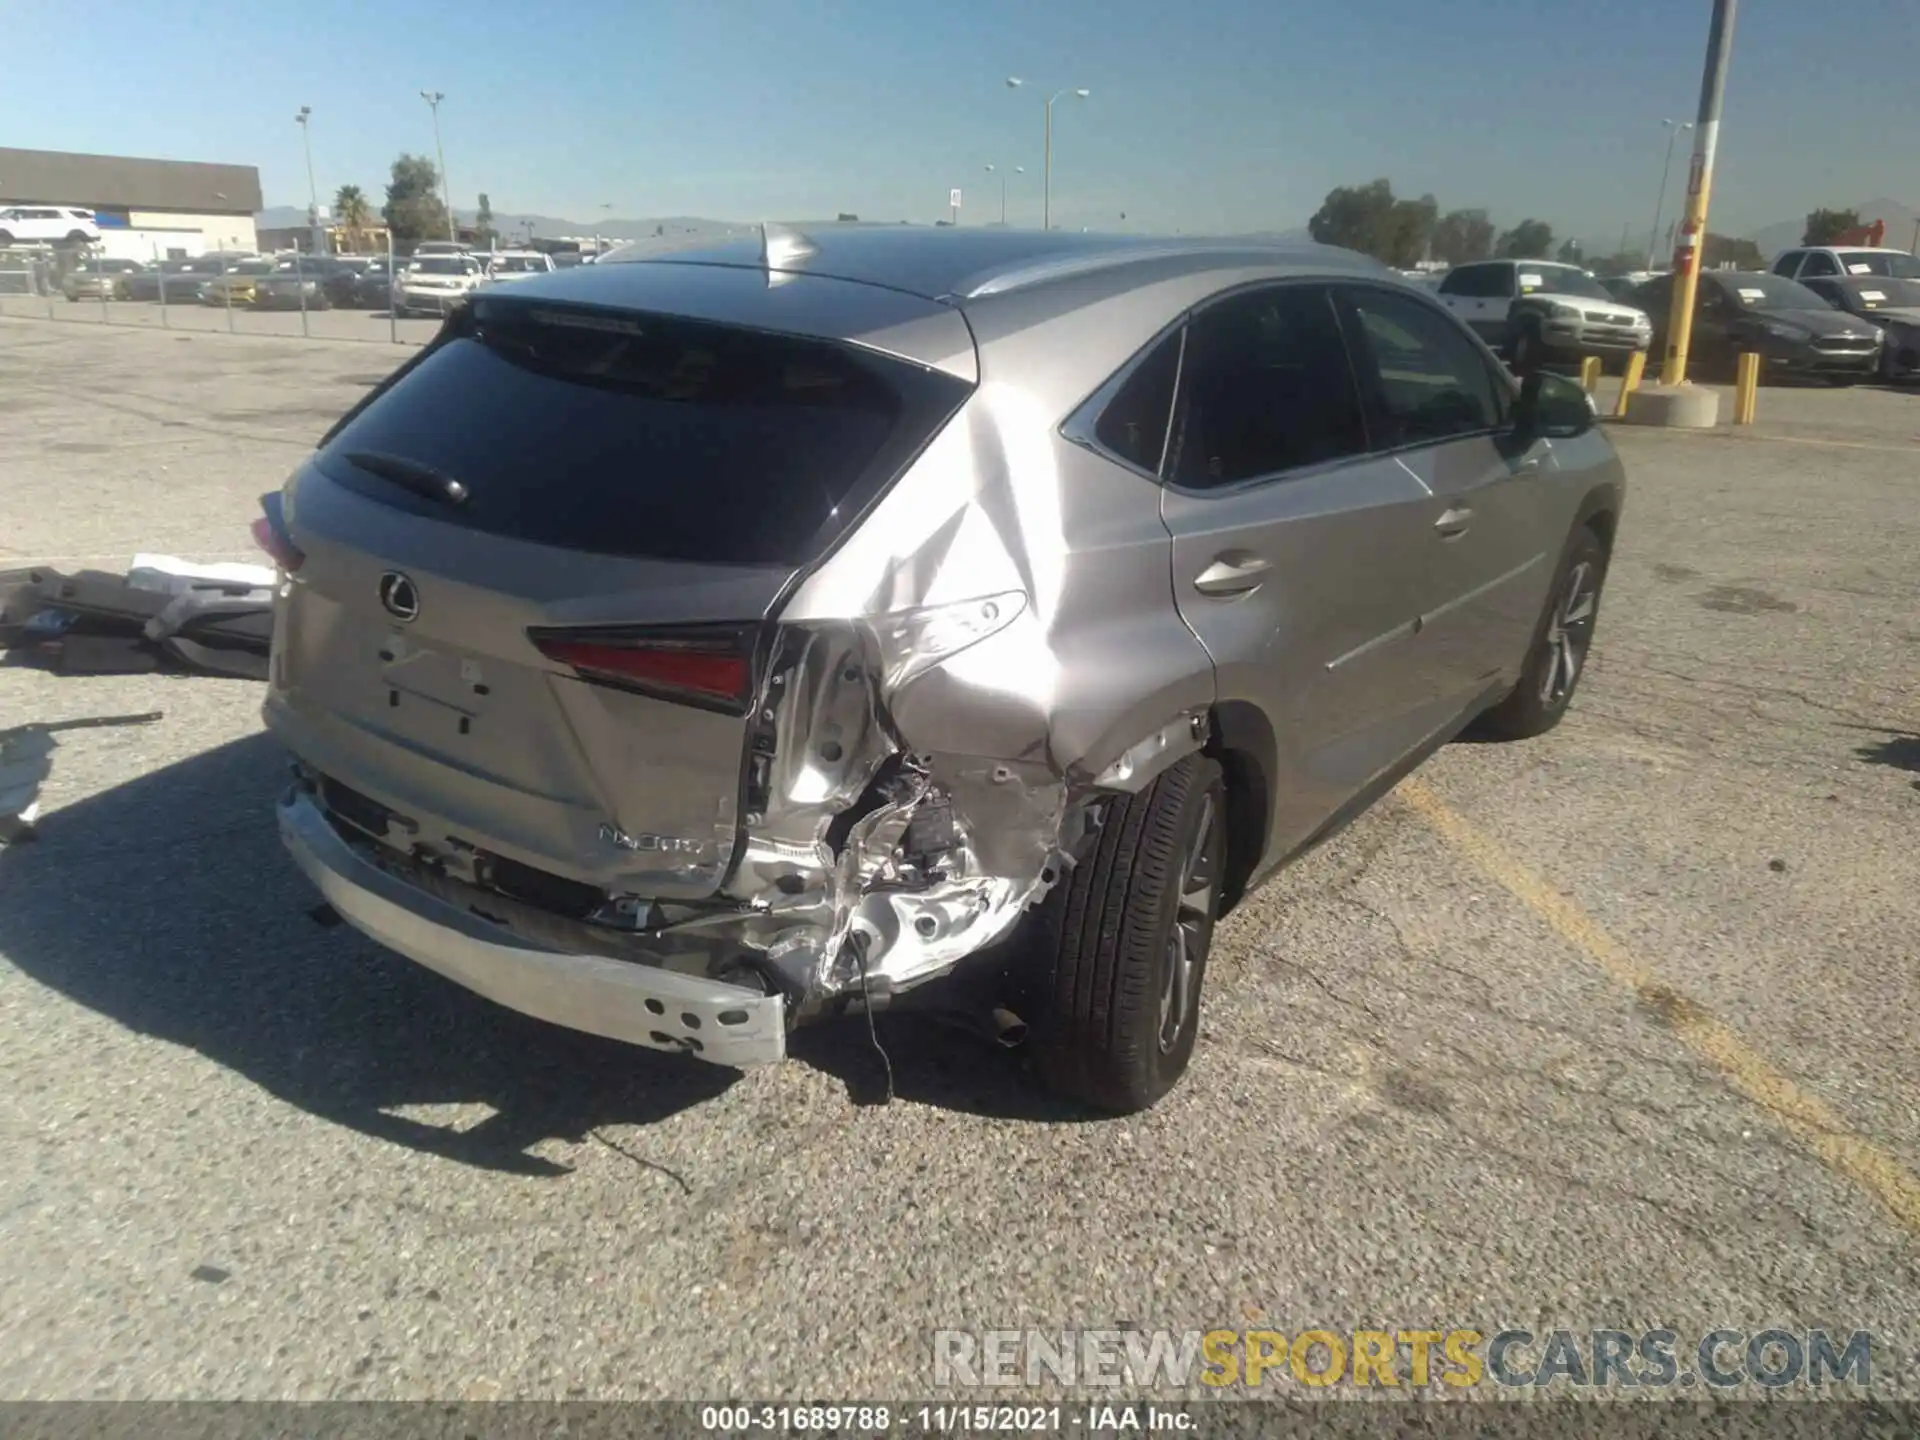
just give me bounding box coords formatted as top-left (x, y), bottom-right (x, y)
top-left (1158, 793), bottom-right (1218, 1054)
top-left (1538, 559), bottom-right (1597, 706)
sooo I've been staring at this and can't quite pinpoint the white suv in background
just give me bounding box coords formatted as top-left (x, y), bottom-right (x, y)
top-left (0, 206), bottom-right (101, 246)
top-left (1436, 259), bottom-right (1652, 371)
top-left (391, 254), bottom-right (486, 317)
top-left (1771, 246), bottom-right (1920, 282)
top-left (479, 250), bottom-right (557, 284)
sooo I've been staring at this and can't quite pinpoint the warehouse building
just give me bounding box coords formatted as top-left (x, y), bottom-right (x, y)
top-left (0, 146), bottom-right (261, 259)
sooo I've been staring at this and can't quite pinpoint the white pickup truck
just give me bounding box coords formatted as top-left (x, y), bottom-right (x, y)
top-left (1435, 259), bottom-right (1651, 370)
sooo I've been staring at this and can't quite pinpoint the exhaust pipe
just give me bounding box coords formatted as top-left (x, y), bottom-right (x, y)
top-left (991, 1006), bottom-right (1029, 1049)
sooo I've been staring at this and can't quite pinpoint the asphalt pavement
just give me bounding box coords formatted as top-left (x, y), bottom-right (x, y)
top-left (0, 317), bottom-right (1916, 1406)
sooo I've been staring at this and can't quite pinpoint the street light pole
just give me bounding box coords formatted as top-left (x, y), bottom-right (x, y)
top-left (420, 90), bottom-right (455, 242)
top-left (985, 164), bottom-right (1025, 226)
top-left (1006, 78), bottom-right (1088, 231)
top-left (1658, 0), bottom-right (1738, 387)
top-left (295, 106), bottom-right (322, 253)
top-left (1646, 118), bottom-right (1692, 271)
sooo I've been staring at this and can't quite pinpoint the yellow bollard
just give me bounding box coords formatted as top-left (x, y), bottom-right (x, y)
top-left (1579, 355), bottom-right (1602, 392)
top-left (1613, 350), bottom-right (1648, 418)
top-left (1733, 351), bottom-right (1760, 425)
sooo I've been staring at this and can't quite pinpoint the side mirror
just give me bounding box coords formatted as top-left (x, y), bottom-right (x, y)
top-left (1515, 369), bottom-right (1597, 441)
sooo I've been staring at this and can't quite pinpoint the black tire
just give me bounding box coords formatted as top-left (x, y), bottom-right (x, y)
top-left (64, 231), bottom-right (88, 245)
top-left (1476, 524), bottom-right (1611, 741)
top-left (1026, 754), bottom-right (1225, 1113)
top-left (0, 231), bottom-right (13, 245)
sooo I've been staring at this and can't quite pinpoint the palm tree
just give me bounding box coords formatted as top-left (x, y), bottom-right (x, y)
top-left (334, 184), bottom-right (372, 252)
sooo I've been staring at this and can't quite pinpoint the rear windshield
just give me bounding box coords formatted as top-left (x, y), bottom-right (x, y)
top-left (312, 299), bottom-right (971, 565)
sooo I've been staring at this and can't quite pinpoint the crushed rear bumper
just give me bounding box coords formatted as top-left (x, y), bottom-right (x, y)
top-left (277, 788), bottom-right (787, 1066)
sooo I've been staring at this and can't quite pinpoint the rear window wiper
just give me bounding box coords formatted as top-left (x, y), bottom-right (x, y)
top-left (341, 451), bottom-right (470, 506)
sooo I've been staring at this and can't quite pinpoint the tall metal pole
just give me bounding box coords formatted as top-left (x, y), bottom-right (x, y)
top-left (1659, 0), bottom-right (1738, 387)
top-left (1646, 119), bottom-right (1689, 271)
top-left (297, 107), bottom-right (320, 253)
top-left (421, 91), bottom-right (455, 242)
top-left (1044, 96), bottom-right (1054, 231)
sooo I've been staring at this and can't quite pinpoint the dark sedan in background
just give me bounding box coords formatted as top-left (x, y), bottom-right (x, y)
top-left (1632, 270), bottom-right (1883, 384)
top-left (251, 255), bottom-right (362, 311)
top-left (1796, 274), bottom-right (1920, 384)
top-left (122, 257), bottom-right (226, 302)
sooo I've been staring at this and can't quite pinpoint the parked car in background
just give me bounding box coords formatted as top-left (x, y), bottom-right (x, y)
top-left (1796, 273), bottom-right (1920, 383)
top-left (0, 206), bottom-right (100, 246)
top-left (59, 258), bottom-right (144, 301)
top-left (391, 254), bottom-right (485, 316)
top-left (1632, 270), bottom-right (1882, 383)
top-left (411, 240), bottom-right (471, 257)
top-left (258, 228), bottom-right (1625, 1113)
top-left (1598, 275), bottom-right (1645, 304)
top-left (251, 257), bottom-right (331, 311)
top-left (479, 250), bottom-right (557, 284)
top-left (198, 257), bottom-right (276, 306)
top-left (1771, 246), bottom-right (1920, 283)
top-left (349, 256), bottom-right (402, 308)
top-left (1436, 259), bottom-right (1651, 370)
top-left (122, 257), bottom-right (226, 302)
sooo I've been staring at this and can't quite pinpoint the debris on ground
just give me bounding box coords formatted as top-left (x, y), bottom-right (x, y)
top-left (0, 557), bottom-right (275, 680)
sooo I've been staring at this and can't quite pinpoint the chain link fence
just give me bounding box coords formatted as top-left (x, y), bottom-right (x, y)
top-left (0, 238), bottom-right (444, 348)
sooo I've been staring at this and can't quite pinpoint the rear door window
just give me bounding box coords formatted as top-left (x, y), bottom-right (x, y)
top-left (313, 298), bottom-right (972, 566)
top-left (1167, 284), bottom-right (1369, 489)
top-left (1340, 287), bottom-right (1503, 447)
top-left (1798, 252), bottom-right (1841, 278)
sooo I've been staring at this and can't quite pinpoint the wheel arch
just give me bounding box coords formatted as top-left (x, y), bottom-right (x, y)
top-left (1574, 480), bottom-right (1623, 551)
top-left (1205, 699), bottom-right (1277, 917)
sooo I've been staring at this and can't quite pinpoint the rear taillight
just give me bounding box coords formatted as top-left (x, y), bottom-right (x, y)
top-left (252, 491), bottom-right (304, 572)
top-left (529, 624), bottom-right (758, 714)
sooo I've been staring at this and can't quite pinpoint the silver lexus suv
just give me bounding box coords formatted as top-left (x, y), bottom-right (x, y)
top-left (259, 226), bottom-right (1624, 1112)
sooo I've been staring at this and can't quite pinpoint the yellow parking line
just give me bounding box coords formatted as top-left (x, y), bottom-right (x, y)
top-left (1397, 776), bottom-right (1920, 1235)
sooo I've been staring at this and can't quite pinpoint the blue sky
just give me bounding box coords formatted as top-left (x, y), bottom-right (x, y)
top-left (6, 0), bottom-right (1916, 244)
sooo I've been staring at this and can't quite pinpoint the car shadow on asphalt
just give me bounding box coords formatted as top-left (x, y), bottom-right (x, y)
top-left (0, 732), bottom-right (1084, 1176)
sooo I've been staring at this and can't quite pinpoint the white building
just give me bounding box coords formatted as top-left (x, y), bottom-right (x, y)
top-left (0, 146), bottom-right (261, 258)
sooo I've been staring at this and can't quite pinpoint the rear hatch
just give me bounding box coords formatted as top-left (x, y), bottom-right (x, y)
top-left (267, 277), bottom-right (973, 901)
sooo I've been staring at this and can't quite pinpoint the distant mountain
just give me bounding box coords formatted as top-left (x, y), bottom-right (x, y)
top-left (1746, 197), bottom-right (1919, 260)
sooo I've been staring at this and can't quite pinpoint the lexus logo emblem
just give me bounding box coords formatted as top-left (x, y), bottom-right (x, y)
top-left (377, 571), bottom-right (420, 622)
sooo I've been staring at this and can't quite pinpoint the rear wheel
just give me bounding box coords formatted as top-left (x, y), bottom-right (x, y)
top-left (1026, 754), bottom-right (1225, 1113)
top-left (1475, 525), bottom-right (1610, 740)
top-left (0, 231), bottom-right (14, 245)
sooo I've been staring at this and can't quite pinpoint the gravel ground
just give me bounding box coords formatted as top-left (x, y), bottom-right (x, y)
top-left (1, 317), bottom-right (1917, 1409)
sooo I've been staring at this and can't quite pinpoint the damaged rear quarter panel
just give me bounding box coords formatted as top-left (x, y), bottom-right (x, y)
top-left (751, 373), bottom-right (1217, 1000)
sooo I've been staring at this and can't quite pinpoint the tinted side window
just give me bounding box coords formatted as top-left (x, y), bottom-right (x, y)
top-left (1091, 330), bottom-right (1181, 474)
top-left (1799, 252), bottom-right (1840, 278)
top-left (1168, 286), bottom-right (1367, 490)
top-left (1437, 266), bottom-right (1477, 296)
top-left (1772, 251), bottom-right (1802, 277)
top-left (1343, 287), bottom-right (1500, 448)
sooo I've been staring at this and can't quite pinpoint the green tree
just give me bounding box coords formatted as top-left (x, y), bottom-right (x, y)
top-left (332, 184), bottom-right (371, 252)
top-left (1307, 180), bottom-right (1436, 266)
top-left (1431, 208), bottom-right (1494, 265)
top-left (1802, 208), bottom-right (1862, 245)
top-left (382, 154), bottom-right (450, 249)
top-left (1496, 219), bottom-right (1556, 259)
top-left (474, 193), bottom-right (496, 249)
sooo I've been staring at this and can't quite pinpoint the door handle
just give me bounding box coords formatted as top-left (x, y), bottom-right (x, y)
top-left (1434, 506), bottom-right (1473, 539)
top-left (1192, 553), bottom-right (1271, 597)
